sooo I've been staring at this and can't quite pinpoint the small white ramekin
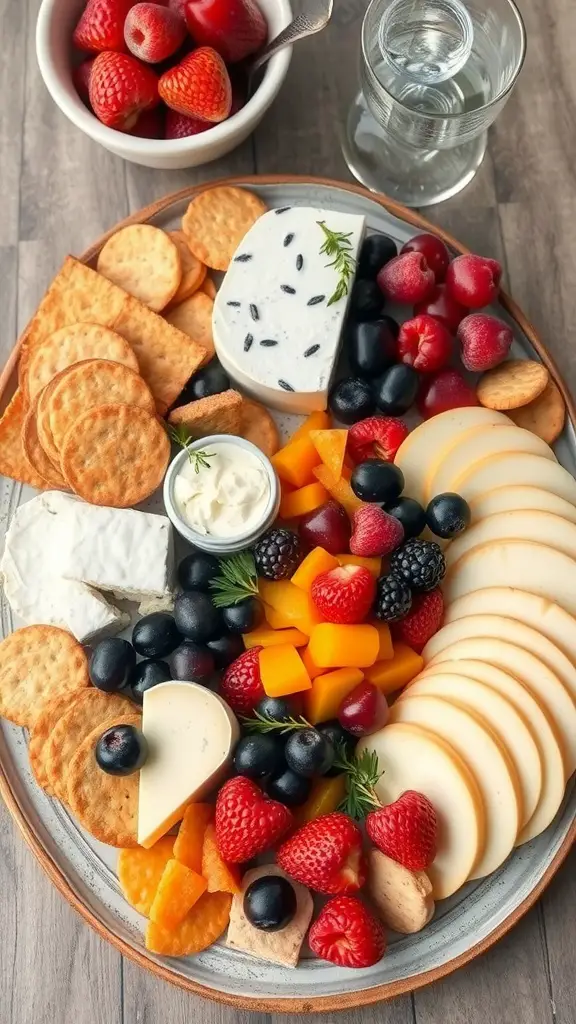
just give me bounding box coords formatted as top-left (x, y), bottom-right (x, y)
top-left (163, 434), bottom-right (280, 554)
top-left (35, 0), bottom-right (292, 170)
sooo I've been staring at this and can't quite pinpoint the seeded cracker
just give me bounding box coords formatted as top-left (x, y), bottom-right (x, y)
top-left (508, 379), bottom-right (566, 443)
top-left (97, 225), bottom-right (182, 313)
top-left (26, 323), bottom-right (139, 402)
top-left (29, 691), bottom-right (85, 794)
top-left (61, 404), bottom-right (170, 507)
top-left (167, 230), bottom-right (207, 305)
top-left (67, 713), bottom-right (142, 846)
top-left (47, 359), bottom-right (156, 453)
top-left (182, 186), bottom-right (267, 271)
top-left (0, 389), bottom-right (49, 489)
top-left (477, 359), bottom-right (550, 410)
top-left (0, 626), bottom-right (89, 728)
top-left (239, 398), bottom-right (280, 456)
top-left (45, 689), bottom-right (134, 801)
top-left (164, 291), bottom-right (215, 363)
top-left (168, 390), bottom-right (243, 436)
top-left (22, 399), bottom-right (68, 489)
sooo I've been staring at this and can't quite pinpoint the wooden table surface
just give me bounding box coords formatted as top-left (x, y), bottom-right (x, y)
top-left (1, 0), bottom-right (575, 1020)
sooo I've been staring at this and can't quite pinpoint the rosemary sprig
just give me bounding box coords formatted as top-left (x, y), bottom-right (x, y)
top-left (334, 746), bottom-right (383, 820)
top-left (241, 710), bottom-right (312, 734)
top-left (168, 424), bottom-right (215, 474)
top-left (210, 551), bottom-right (259, 608)
top-left (317, 220), bottom-right (357, 306)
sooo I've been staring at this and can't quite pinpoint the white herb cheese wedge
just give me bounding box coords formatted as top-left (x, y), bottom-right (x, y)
top-left (213, 207), bottom-right (365, 413)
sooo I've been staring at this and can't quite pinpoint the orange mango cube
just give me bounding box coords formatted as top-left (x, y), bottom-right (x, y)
top-left (308, 623), bottom-right (380, 669)
top-left (309, 429), bottom-right (348, 480)
top-left (259, 580), bottom-right (323, 636)
top-left (313, 464), bottom-right (364, 518)
top-left (173, 803), bottom-right (212, 873)
top-left (291, 547), bottom-right (340, 592)
top-left (259, 644), bottom-right (312, 697)
top-left (337, 554), bottom-right (382, 578)
top-left (243, 626), bottom-right (308, 650)
top-left (279, 481), bottom-right (329, 520)
top-left (289, 410), bottom-right (331, 444)
top-left (149, 859), bottom-right (207, 929)
top-left (272, 437), bottom-right (320, 488)
top-left (201, 822), bottom-right (241, 894)
top-left (264, 603), bottom-right (293, 630)
top-left (300, 644), bottom-right (324, 680)
top-left (374, 622), bottom-right (393, 661)
top-left (304, 667), bottom-right (364, 724)
top-left (365, 643), bottom-right (424, 694)
top-left (295, 775), bottom-right (347, 825)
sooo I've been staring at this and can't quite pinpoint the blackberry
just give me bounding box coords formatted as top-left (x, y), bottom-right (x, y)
top-left (374, 574), bottom-right (412, 623)
top-left (389, 538), bottom-right (446, 592)
top-left (254, 528), bottom-right (302, 580)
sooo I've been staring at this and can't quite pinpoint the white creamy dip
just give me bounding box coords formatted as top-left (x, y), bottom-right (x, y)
top-left (173, 441), bottom-right (270, 539)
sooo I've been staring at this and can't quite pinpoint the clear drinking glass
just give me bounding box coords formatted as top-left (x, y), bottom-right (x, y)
top-left (342, 0), bottom-right (526, 206)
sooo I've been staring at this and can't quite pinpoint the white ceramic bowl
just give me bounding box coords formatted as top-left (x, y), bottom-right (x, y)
top-left (36, 0), bottom-right (292, 169)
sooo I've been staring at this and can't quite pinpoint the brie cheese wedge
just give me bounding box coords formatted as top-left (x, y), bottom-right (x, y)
top-left (213, 206), bottom-right (366, 414)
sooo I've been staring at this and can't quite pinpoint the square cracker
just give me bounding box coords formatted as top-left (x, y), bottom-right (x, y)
top-left (0, 389), bottom-right (49, 488)
top-left (18, 257), bottom-right (207, 415)
top-left (168, 390), bottom-right (243, 437)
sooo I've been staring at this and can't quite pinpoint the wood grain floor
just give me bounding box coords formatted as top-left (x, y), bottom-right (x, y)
top-left (1, 0), bottom-right (576, 1020)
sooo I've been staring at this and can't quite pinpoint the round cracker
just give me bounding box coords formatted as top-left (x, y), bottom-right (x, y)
top-left (36, 382), bottom-right (64, 468)
top-left (97, 225), bottom-right (181, 313)
top-left (27, 323), bottom-right (139, 402)
top-left (240, 397), bottom-right (280, 456)
top-left (507, 379), bottom-right (566, 444)
top-left (22, 400), bottom-right (68, 489)
top-left (45, 689), bottom-right (135, 801)
top-left (29, 691), bottom-right (85, 794)
top-left (477, 359), bottom-right (549, 410)
top-left (0, 626), bottom-right (89, 728)
top-left (47, 359), bottom-right (155, 453)
top-left (200, 277), bottom-right (217, 300)
top-left (182, 187), bottom-right (267, 271)
top-left (164, 292), bottom-right (215, 364)
top-left (60, 403), bottom-right (170, 507)
top-left (167, 230), bottom-right (207, 306)
top-left (67, 713), bottom-right (142, 847)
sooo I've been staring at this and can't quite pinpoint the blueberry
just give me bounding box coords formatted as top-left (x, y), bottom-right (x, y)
top-left (351, 459), bottom-right (405, 504)
top-left (347, 320), bottom-right (397, 378)
top-left (358, 234), bottom-right (398, 279)
top-left (222, 598), bottom-right (263, 634)
top-left (171, 642), bottom-right (214, 682)
top-left (329, 377), bottom-right (374, 425)
top-left (132, 613), bottom-right (181, 659)
top-left (385, 497), bottom-right (426, 539)
top-left (284, 728), bottom-right (335, 777)
top-left (233, 734), bottom-right (284, 779)
top-left (426, 492), bottom-right (471, 539)
top-left (265, 767), bottom-right (312, 806)
top-left (89, 638), bottom-right (135, 692)
top-left (206, 633), bottom-right (244, 669)
top-left (177, 358), bottom-right (230, 403)
top-left (177, 552), bottom-right (220, 592)
top-left (350, 279), bottom-right (384, 321)
top-left (243, 875), bottom-right (297, 932)
top-left (373, 364), bottom-right (419, 416)
top-left (128, 659), bottom-right (171, 704)
top-left (256, 696), bottom-right (296, 724)
top-left (174, 591), bottom-right (223, 643)
top-left (95, 724), bottom-right (148, 776)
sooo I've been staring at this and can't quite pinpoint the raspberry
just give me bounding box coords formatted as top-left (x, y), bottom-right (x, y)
top-left (347, 416), bottom-right (409, 464)
top-left (350, 506), bottom-right (404, 558)
top-left (392, 588), bottom-right (444, 652)
top-left (220, 647), bottom-right (264, 715)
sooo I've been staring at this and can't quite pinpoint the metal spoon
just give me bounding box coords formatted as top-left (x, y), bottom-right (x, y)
top-left (248, 0), bottom-right (334, 79)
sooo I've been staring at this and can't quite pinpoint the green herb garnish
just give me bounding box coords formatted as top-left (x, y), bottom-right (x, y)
top-left (210, 551), bottom-right (259, 607)
top-left (241, 710), bottom-right (312, 734)
top-left (168, 424), bottom-right (216, 474)
top-left (317, 220), bottom-right (357, 306)
top-left (334, 746), bottom-right (383, 820)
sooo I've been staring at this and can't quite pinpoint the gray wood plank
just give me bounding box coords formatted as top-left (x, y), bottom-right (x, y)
top-left (272, 998), bottom-right (415, 1024)
top-left (540, 851), bottom-right (576, 1024)
top-left (122, 965), bottom-right (270, 1024)
top-left (0, 0), bottom-right (27, 246)
top-left (124, 140), bottom-right (257, 212)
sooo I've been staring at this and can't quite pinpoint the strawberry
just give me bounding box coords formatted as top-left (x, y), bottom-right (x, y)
top-left (347, 416), bottom-right (409, 465)
top-left (129, 105), bottom-right (164, 136)
top-left (158, 47), bottom-right (231, 122)
top-left (458, 313), bottom-right (514, 373)
top-left (311, 565), bottom-right (375, 624)
top-left (277, 812), bottom-right (365, 895)
top-left (350, 506), bottom-right (404, 558)
top-left (165, 108), bottom-right (210, 138)
top-left (308, 896), bottom-right (387, 968)
top-left (184, 0), bottom-right (268, 64)
top-left (215, 776), bottom-right (292, 863)
top-left (89, 51), bottom-right (159, 130)
top-left (220, 646), bottom-right (264, 715)
top-left (391, 588), bottom-right (444, 652)
top-left (125, 3), bottom-right (187, 63)
top-left (73, 0), bottom-right (134, 53)
top-left (72, 58), bottom-right (96, 106)
top-left (366, 790), bottom-right (438, 871)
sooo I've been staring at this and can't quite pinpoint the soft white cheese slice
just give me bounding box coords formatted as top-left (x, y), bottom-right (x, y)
top-left (0, 492), bottom-right (128, 642)
top-left (138, 681), bottom-right (239, 848)
top-left (213, 206), bottom-right (366, 414)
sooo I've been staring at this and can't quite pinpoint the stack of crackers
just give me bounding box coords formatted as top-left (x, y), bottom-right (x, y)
top-left (477, 359), bottom-right (566, 443)
top-left (0, 625), bottom-right (140, 846)
top-left (0, 186), bottom-right (281, 505)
